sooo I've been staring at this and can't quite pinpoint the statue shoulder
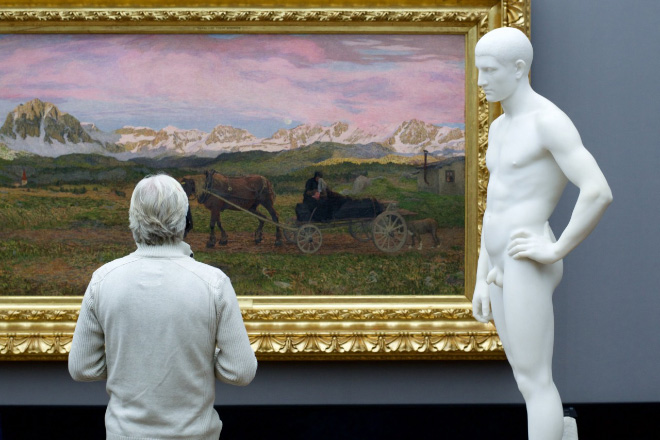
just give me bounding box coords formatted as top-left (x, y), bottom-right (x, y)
top-left (532, 95), bottom-right (573, 127)
top-left (489, 114), bottom-right (505, 135)
top-left (534, 101), bottom-right (580, 145)
top-left (531, 102), bottom-right (584, 156)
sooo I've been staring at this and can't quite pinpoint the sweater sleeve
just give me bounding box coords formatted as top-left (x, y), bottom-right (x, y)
top-left (68, 276), bottom-right (107, 382)
top-left (213, 277), bottom-right (258, 386)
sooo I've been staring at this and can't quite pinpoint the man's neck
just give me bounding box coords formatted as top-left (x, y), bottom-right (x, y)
top-left (500, 81), bottom-right (537, 117)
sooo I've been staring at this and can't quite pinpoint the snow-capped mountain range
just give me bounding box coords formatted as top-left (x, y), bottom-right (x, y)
top-left (0, 99), bottom-right (465, 160)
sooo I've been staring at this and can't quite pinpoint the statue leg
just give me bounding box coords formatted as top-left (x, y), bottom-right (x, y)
top-left (489, 281), bottom-right (516, 381)
top-left (498, 257), bottom-right (564, 440)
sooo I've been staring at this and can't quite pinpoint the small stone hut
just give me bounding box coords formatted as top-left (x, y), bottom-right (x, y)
top-left (417, 156), bottom-right (465, 196)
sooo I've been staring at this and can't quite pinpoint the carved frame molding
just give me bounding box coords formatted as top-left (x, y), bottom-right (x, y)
top-left (0, 0), bottom-right (530, 361)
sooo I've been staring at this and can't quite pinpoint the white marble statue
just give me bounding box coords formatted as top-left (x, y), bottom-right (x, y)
top-left (472, 27), bottom-right (612, 440)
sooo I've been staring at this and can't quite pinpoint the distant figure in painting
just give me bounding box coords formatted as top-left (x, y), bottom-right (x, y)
top-left (302, 171), bottom-right (345, 221)
top-left (303, 171), bottom-right (325, 204)
top-left (471, 28), bottom-right (612, 439)
top-left (69, 173), bottom-right (257, 440)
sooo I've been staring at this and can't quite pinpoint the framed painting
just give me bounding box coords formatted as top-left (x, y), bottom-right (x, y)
top-left (0, 0), bottom-right (530, 360)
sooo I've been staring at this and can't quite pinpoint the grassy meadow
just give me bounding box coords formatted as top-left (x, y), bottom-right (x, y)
top-left (0, 149), bottom-right (464, 297)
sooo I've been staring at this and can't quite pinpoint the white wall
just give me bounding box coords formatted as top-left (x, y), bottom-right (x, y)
top-left (1, 0), bottom-right (659, 406)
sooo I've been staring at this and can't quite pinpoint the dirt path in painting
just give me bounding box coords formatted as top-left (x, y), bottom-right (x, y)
top-left (1, 226), bottom-right (463, 296)
top-left (1, 227), bottom-right (463, 257)
top-left (187, 227), bottom-right (463, 256)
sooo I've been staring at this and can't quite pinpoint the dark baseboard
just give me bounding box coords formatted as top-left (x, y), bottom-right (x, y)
top-left (1, 403), bottom-right (658, 440)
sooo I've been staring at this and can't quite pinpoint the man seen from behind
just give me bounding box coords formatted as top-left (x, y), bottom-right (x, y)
top-left (69, 173), bottom-right (257, 440)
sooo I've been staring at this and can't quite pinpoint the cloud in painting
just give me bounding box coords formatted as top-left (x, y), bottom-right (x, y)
top-left (0, 34), bottom-right (465, 136)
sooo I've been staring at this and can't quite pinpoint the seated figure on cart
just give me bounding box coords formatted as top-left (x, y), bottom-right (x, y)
top-left (303, 171), bottom-right (324, 205)
top-left (301, 171), bottom-right (346, 221)
top-left (299, 171), bottom-right (383, 222)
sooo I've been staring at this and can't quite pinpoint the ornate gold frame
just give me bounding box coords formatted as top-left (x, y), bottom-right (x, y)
top-left (0, 0), bottom-right (530, 361)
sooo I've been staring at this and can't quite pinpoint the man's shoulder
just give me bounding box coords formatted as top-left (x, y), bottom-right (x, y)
top-left (92, 251), bottom-right (228, 287)
top-left (92, 253), bottom-right (141, 282)
top-left (172, 257), bottom-right (229, 287)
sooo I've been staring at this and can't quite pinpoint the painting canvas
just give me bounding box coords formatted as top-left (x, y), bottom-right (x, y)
top-left (0, 33), bottom-right (466, 297)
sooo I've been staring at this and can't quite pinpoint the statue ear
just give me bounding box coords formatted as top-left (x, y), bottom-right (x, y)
top-left (514, 59), bottom-right (527, 79)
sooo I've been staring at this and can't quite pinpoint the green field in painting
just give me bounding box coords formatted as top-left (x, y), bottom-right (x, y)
top-left (0, 148), bottom-right (464, 297)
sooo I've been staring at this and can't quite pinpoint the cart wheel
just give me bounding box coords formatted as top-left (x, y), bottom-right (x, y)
top-left (296, 224), bottom-right (323, 254)
top-left (282, 218), bottom-right (298, 244)
top-left (349, 220), bottom-right (373, 242)
top-left (372, 211), bottom-right (407, 252)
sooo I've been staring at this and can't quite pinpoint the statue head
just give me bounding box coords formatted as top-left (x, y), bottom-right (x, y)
top-left (475, 27), bottom-right (533, 102)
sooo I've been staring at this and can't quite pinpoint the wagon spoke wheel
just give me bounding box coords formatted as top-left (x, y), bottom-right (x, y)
top-left (282, 217), bottom-right (299, 244)
top-left (349, 220), bottom-right (373, 242)
top-left (372, 212), bottom-right (407, 252)
top-left (296, 224), bottom-right (323, 254)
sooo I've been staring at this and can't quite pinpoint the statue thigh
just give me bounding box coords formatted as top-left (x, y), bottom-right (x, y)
top-left (489, 256), bottom-right (563, 378)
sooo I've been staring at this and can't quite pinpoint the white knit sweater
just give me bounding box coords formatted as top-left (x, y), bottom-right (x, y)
top-left (69, 241), bottom-right (257, 440)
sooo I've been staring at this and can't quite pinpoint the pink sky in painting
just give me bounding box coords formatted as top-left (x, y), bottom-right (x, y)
top-left (0, 34), bottom-right (465, 136)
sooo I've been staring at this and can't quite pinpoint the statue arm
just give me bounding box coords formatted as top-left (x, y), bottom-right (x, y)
top-left (472, 230), bottom-right (493, 323)
top-left (508, 112), bottom-right (613, 263)
top-left (472, 117), bottom-right (503, 323)
top-left (552, 137), bottom-right (612, 260)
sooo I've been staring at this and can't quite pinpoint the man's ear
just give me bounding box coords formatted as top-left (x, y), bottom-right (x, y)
top-left (514, 59), bottom-right (527, 79)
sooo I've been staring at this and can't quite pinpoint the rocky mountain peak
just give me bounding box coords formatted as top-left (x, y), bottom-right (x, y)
top-left (394, 119), bottom-right (439, 144)
top-left (14, 98), bottom-right (61, 121)
top-left (0, 98), bottom-right (465, 159)
top-left (206, 125), bottom-right (257, 145)
top-left (0, 98), bottom-right (94, 145)
top-left (115, 126), bottom-right (158, 137)
top-left (330, 121), bottom-right (349, 137)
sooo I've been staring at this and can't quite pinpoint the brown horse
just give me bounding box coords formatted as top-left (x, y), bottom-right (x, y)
top-left (189, 170), bottom-right (282, 247)
top-left (181, 178), bottom-right (196, 199)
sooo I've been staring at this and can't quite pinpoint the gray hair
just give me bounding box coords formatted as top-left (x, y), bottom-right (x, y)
top-left (475, 27), bottom-right (533, 71)
top-left (129, 174), bottom-right (189, 245)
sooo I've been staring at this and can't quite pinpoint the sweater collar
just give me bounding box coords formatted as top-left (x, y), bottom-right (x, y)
top-left (133, 241), bottom-right (193, 258)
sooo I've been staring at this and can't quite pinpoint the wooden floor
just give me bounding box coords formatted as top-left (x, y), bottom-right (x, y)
top-left (1, 403), bottom-right (658, 439)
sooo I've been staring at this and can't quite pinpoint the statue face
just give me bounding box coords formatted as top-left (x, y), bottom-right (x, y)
top-left (475, 55), bottom-right (519, 103)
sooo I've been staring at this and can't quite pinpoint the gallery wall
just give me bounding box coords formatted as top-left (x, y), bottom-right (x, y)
top-left (1, 0), bottom-right (659, 407)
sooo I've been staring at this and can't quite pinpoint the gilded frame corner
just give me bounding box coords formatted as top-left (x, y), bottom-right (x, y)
top-left (0, 0), bottom-right (530, 361)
